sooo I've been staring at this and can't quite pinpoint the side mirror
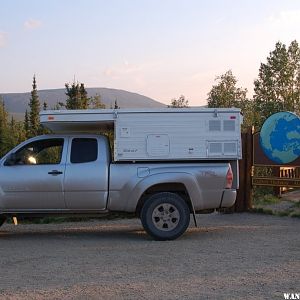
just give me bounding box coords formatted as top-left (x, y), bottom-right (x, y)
top-left (4, 153), bottom-right (18, 166)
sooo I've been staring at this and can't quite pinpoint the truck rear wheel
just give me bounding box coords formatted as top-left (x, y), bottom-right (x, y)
top-left (140, 192), bottom-right (190, 241)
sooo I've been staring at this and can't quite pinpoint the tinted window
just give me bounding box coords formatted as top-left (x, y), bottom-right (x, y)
top-left (6, 139), bottom-right (64, 165)
top-left (71, 138), bottom-right (98, 163)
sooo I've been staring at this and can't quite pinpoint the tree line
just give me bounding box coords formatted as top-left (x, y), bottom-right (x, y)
top-left (1, 40), bottom-right (299, 157)
top-left (0, 77), bottom-right (120, 157)
top-left (171, 40), bottom-right (300, 130)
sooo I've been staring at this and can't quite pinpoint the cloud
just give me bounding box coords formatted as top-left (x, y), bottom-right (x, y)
top-left (243, 9), bottom-right (300, 43)
top-left (268, 10), bottom-right (300, 27)
top-left (266, 10), bottom-right (300, 39)
top-left (103, 60), bottom-right (143, 80)
top-left (24, 19), bottom-right (42, 30)
top-left (0, 32), bottom-right (7, 48)
top-left (102, 60), bottom-right (158, 92)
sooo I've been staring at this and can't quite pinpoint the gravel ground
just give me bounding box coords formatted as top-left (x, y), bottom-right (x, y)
top-left (0, 213), bottom-right (299, 300)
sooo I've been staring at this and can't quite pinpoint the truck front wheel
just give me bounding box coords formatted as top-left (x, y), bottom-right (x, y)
top-left (140, 192), bottom-right (190, 241)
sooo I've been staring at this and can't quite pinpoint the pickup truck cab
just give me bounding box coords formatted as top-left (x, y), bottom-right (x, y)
top-left (0, 133), bottom-right (236, 240)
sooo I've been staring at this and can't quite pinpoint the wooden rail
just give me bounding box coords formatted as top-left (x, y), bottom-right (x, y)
top-left (280, 167), bottom-right (299, 178)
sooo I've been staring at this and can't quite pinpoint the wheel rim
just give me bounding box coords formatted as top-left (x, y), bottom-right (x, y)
top-left (151, 203), bottom-right (180, 231)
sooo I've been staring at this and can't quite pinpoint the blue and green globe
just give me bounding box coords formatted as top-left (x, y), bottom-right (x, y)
top-left (260, 111), bottom-right (300, 164)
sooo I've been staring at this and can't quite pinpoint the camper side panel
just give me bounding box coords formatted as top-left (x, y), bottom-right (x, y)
top-left (114, 112), bottom-right (242, 161)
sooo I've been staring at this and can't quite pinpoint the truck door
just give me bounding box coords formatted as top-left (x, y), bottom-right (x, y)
top-left (0, 137), bottom-right (67, 210)
top-left (64, 137), bottom-right (109, 210)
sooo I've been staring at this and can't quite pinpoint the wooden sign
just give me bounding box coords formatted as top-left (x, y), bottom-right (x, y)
top-left (252, 177), bottom-right (300, 187)
top-left (253, 133), bottom-right (300, 167)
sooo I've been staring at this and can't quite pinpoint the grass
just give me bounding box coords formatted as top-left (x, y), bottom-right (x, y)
top-left (290, 212), bottom-right (300, 218)
top-left (252, 190), bottom-right (300, 218)
top-left (293, 201), bottom-right (300, 208)
top-left (251, 207), bottom-right (274, 215)
top-left (253, 193), bottom-right (281, 206)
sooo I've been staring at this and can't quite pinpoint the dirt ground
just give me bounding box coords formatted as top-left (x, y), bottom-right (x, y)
top-left (0, 213), bottom-right (299, 300)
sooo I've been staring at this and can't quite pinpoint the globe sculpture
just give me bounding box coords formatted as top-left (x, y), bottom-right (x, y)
top-left (260, 111), bottom-right (300, 164)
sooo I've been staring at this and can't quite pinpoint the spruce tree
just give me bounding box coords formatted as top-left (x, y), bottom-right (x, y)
top-left (0, 97), bottom-right (9, 156)
top-left (0, 97), bottom-right (26, 157)
top-left (90, 94), bottom-right (105, 109)
top-left (79, 83), bottom-right (89, 109)
top-left (24, 110), bottom-right (30, 138)
top-left (65, 81), bottom-right (89, 109)
top-left (0, 97), bottom-right (8, 140)
top-left (114, 99), bottom-right (119, 109)
top-left (8, 117), bottom-right (16, 149)
top-left (29, 75), bottom-right (41, 136)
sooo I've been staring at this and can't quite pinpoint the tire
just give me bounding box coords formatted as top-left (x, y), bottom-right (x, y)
top-left (0, 216), bottom-right (6, 227)
top-left (140, 192), bottom-right (190, 241)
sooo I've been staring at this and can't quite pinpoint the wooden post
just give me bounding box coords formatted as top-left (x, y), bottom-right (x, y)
top-left (235, 127), bottom-right (253, 212)
top-left (245, 126), bottom-right (253, 210)
top-left (273, 167), bottom-right (281, 196)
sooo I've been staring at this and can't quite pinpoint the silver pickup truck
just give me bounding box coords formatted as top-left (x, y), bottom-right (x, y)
top-left (0, 134), bottom-right (236, 240)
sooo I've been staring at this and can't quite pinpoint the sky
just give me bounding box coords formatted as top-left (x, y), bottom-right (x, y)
top-left (0, 0), bottom-right (300, 106)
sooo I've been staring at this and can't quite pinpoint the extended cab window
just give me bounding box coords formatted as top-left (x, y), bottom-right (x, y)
top-left (70, 138), bottom-right (98, 163)
top-left (6, 139), bottom-right (64, 165)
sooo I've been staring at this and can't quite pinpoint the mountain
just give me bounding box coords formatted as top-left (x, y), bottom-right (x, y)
top-left (1, 87), bottom-right (166, 118)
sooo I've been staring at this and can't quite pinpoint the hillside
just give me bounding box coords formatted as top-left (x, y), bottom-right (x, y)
top-left (1, 87), bottom-right (165, 118)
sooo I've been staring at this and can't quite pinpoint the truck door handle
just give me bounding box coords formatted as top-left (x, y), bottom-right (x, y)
top-left (48, 170), bottom-right (63, 175)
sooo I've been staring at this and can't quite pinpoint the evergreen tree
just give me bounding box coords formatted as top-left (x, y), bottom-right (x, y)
top-left (15, 121), bottom-right (26, 144)
top-left (0, 97), bottom-right (9, 156)
top-left (24, 109), bottom-right (30, 138)
top-left (65, 81), bottom-right (89, 109)
top-left (89, 94), bottom-right (105, 109)
top-left (7, 117), bottom-right (26, 151)
top-left (29, 75), bottom-right (41, 136)
top-left (253, 40), bottom-right (300, 127)
top-left (43, 102), bottom-right (48, 110)
top-left (79, 83), bottom-right (89, 109)
top-left (8, 117), bottom-right (17, 149)
top-left (0, 97), bottom-right (8, 140)
top-left (114, 99), bottom-right (119, 109)
top-left (169, 95), bottom-right (189, 107)
top-left (0, 100), bottom-right (25, 157)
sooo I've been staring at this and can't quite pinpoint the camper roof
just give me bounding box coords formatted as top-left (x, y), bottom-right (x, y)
top-left (40, 107), bottom-right (241, 133)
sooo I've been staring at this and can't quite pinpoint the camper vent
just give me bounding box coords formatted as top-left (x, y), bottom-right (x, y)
top-left (209, 142), bottom-right (222, 155)
top-left (224, 142), bottom-right (237, 155)
top-left (209, 120), bottom-right (221, 131)
top-left (223, 120), bottom-right (235, 131)
top-left (208, 141), bottom-right (238, 157)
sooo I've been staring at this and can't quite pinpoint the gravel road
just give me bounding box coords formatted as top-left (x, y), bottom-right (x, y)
top-left (0, 213), bottom-right (299, 300)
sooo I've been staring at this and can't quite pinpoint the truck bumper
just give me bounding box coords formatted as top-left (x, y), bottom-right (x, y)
top-left (220, 189), bottom-right (237, 208)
